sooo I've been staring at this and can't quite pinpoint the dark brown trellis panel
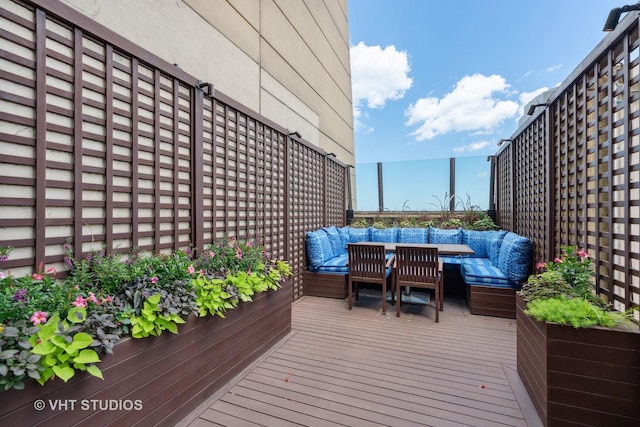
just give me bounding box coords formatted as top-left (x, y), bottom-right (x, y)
top-left (0, 0), bottom-right (346, 299)
top-left (496, 18), bottom-right (639, 313)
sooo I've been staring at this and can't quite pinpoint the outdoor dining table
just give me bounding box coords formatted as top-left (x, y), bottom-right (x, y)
top-left (353, 241), bottom-right (475, 305)
top-left (354, 242), bottom-right (475, 256)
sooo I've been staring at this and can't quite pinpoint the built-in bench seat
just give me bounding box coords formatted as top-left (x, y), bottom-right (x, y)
top-left (304, 226), bottom-right (532, 318)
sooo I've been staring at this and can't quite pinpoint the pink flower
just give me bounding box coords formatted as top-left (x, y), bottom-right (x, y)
top-left (30, 311), bottom-right (48, 325)
top-left (199, 269), bottom-right (204, 275)
top-left (188, 264), bottom-right (195, 274)
top-left (209, 251), bottom-right (215, 258)
top-left (32, 273), bottom-right (43, 280)
top-left (101, 295), bottom-right (113, 303)
top-left (87, 292), bottom-right (99, 304)
top-left (247, 268), bottom-right (252, 275)
top-left (72, 295), bottom-right (87, 308)
top-left (554, 257), bottom-right (562, 263)
top-left (236, 249), bottom-right (243, 259)
top-left (45, 265), bottom-right (57, 276)
top-left (578, 248), bottom-right (589, 260)
top-left (151, 276), bottom-right (159, 284)
top-left (0, 271), bottom-right (4, 279)
top-left (536, 262), bottom-right (547, 270)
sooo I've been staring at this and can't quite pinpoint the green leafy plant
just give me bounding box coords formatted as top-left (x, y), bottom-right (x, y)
top-left (0, 320), bottom-right (43, 391)
top-left (127, 293), bottom-right (186, 338)
top-left (0, 264), bottom-right (71, 323)
top-left (348, 218), bottom-right (369, 228)
top-left (28, 308), bottom-right (103, 384)
top-left (0, 236), bottom-right (291, 391)
top-left (467, 215), bottom-right (498, 231)
top-left (520, 246), bottom-right (638, 328)
top-left (525, 296), bottom-right (629, 329)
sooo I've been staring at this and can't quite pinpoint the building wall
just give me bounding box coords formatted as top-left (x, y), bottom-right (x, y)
top-left (59, 0), bottom-right (355, 165)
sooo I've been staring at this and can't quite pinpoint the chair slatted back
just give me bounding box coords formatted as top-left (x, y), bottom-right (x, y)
top-left (347, 243), bottom-right (387, 283)
top-left (395, 245), bottom-right (439, 286)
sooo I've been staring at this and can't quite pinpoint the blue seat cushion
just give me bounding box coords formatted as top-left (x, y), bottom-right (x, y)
top-left (460, 262), bottom-right (515, 288)
top-left (347, 227), bottom-right (370, 243)
top-left (429, 227), bottom-right (462, 244)
top-left (497, 232), bottom-right (533, 284)
top-left (370, 227), bottom-right (398, 243)
top-left (306, 230), bottom-right (335, 267)
top-left (397, 227), bottom-right (428, 243)
top-left (310, 253), bottom-right (349, 274)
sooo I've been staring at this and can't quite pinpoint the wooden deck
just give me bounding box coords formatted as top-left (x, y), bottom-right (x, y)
top-left (178, 292), bottom-right (543, 427)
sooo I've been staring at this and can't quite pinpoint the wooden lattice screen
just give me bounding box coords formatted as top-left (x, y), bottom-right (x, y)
top-left (0, 0), bottom-right (346, 300)
top-left (496, 18), bottom-right (640, 312)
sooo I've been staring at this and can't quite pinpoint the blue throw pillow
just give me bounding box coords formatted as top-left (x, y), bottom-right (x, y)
top-left (306, 230), bottom-right (334, 267)
top-left (462, 229), bottom-right (492, 258)
top-left (497, 232), bottom-right (533, 283)
top-left (486, 230), bottom-right (507, 265)
top-left (322, 226), bottom-right (342, 256)
top-left (347, 227), bottom-right (370, 243)
top-left (397, 227), bottom-right (428, 244)
top-left (429, 227), bottom-right (462, 244)
top-left (337, 226), bottom-right (350, 254)
top-left (370, 227), bottom-right (398, 243)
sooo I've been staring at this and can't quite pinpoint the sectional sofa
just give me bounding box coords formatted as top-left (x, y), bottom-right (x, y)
top-left (303, 226), bottom-right (533, 318)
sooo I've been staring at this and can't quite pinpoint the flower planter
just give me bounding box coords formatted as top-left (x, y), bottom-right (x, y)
top-left (516, 295), bottom-right (640, 427)
top-left (0, 280), bottom-right (292, 425)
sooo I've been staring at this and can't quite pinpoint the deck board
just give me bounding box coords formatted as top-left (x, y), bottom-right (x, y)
top-left (178, 292), bottom-right (542, 427)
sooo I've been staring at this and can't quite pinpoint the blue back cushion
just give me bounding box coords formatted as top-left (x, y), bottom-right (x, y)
top-left (429, 227), bottom-right (462, 244)
top-left (322, 226), bottom-right (343, 256)
top-left (337, 226), bottom-right (350, 254)
top-left (306, 230), bottom-right (334, 267)
top-left (462, 229), bottom-right (492, 258)
top-left (397, 228), bottom-right (428, 244)
top-left (486, 230), bottom-right (507, 265)
top-left (370, 227), bottom-right (398, 243)
top-left (347, 227), bottom-right (370, 243)
top-left (497, 232), bottom-right (533, 283)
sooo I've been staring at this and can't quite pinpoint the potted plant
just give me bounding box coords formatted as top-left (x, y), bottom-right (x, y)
top-left (0, 238), bottom-right (293, 425)
top-left (516, 246), bottom-right (639, 427)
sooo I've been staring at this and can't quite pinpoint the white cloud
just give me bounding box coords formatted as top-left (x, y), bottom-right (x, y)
top-left (350, 42), bottom-right (413, 130)
top-left (453, 140), bottom-right (492, 153)
top-left (517, 87), bottom-right (550, 118)
top-left (404, 74), bottom-right (520, 141)
top-left (545, 64), bottom-right (563, 73)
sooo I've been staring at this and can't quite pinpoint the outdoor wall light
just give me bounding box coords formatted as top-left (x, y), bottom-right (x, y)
top-left (497, 138), bottom-right (510, 147)
top-left (603, 3), bottom-right (640, 31)
top-left (196, 80), bottom-right (214, 96)
top-left (526, 103), bottom-right (547, 115)
top-left (287, 131), bottom-right (302, 139)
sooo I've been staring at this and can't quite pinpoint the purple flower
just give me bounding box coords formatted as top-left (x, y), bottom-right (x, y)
top-left (64, 256), bottom-right (73, 269)
top-left (13, 288), bottom-right (27, 303)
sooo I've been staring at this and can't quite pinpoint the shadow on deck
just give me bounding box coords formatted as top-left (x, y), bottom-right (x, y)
top-left (178, 292), bottom-right (543, 426)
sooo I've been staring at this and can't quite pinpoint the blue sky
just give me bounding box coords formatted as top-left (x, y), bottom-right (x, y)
top-left (348, 0), bottom-right (623, 164)
top-left (347, 0), bottom-right (633, 210)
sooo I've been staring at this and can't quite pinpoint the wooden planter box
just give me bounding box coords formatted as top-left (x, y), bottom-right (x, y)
top-left (0, 280), bottom-right (292, 425)
top-left (516, 295), bottom-right (640, 427)
top-left (467, 284), bottom-right (516, 318)
top-left (303, 271), bottom-right (347, 299)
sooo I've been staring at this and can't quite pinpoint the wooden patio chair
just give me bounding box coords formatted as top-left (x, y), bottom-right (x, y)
top-left (347, 243), bottom-right (395, 314)
top-left (394, 245), bottom-right (442, 322)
